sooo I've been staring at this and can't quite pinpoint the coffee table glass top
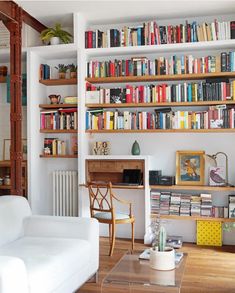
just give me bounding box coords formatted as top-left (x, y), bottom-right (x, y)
top-left (102, 251), bottom-right (187, 291)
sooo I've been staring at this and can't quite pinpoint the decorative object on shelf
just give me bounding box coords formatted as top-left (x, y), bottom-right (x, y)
top-left (55, 64), bottom-right (69, 79)
top-left (131, 140), bottom-right (140, 155)
top-left (206, 152), bottom-right (229, 186)
top-left (40, 23), bottom-right (72, 45)
top-left (176, 150), bottom-right (205, 186)
top-left (68, 63), bottom-right (77, 79)
top-left (0, 66), bottom-right (7, 76)
top-left (92, 141), bottom-right (110, 155)
top-left (71, 135), bottom-right (78, 155)
top-left (0, 177), bottom-right (3, 185)
top-left (64, 96), bottom-right (78, 104)
top-left (48, 94), bottom-right (61, 104)
top-left (3, 175), bottom-right (11, 186)
top-left (150, 225), bottom-right (175, 270)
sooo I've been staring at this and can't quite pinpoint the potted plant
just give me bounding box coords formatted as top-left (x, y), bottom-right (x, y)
top-left (40, 23), bottom-right (72, 45)
top-left (149, 224), bottom-right (175, 270)
top-left (68, 63), bottom-right (77, 79)
top-left (55, 64), bottom-right (69, 79)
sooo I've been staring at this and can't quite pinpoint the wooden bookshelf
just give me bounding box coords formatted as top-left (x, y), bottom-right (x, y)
top-left (39, 103), bottom-right (77, 109)
top-left (86, 72), bottom-right (235, 84)
top-left (86, 128), bottom-right (235, 134)
top-left (150, 185), bottom-right (235, 191)
top-left (0, 76), bottom-right (6, 83)
top-left (86, 100), bottom-right (235, 109)
top-left (151, 214), bottom-right (235, 222)
top-left (40, 129), bottom-right (77, 133)
top-left (40, 154), bottom-right (77, 158)
top-left (39, 78), bottom-right (77, 86)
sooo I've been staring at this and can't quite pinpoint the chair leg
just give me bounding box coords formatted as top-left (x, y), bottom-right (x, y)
top-left (109, 224), bottom-right (112, 244)
top-left (109, 222), bottom-right (116, 256)
top-left (131, 221), bottom-right (135, 251)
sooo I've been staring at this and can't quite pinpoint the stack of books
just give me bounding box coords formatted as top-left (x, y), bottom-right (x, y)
top-left (200, 193), bottom-right (212, 217)
top-left (151, 191), bottom-right (160, 215)
top-left (190, 195), bottom-right (201, 216)
top-left (170, 193), bottom-right (181, 215)
top-left (159, 192), bottom-right (171, 215)
top-left (180, 194), bottom-right (191, 216)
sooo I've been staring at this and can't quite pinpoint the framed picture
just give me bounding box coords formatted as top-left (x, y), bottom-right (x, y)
top-left (176, 150), bottom-right (205, 186)
top-left (3, 139), bottom-right (27, 160)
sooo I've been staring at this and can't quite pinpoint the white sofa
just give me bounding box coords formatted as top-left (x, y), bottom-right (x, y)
top-left (0, 196), bottom-right (99, 293)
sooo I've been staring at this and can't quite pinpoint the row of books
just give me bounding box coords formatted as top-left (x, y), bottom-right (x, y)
top-left (86, 80), bottom-right (235, 104)
top-left (43, 138), bottom-right (67, 155)
top-left (86, 52), bottom-right (235, 78)
top-left (86, 106), bottom-right (235, 130)
top-left (85, 19), bottom-right (234, 48)
top-left (39, 64), bottom-right (51, 80)
top-left (151, 191), bottom-right (229, 218)
top-left (40, 108), bottom-right (77, 130)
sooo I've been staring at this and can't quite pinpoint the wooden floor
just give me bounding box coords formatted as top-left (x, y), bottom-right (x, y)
top-left (79, 237), bottom-right (235, 293)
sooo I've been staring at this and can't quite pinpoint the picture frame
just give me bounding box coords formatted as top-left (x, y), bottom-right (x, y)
top-left (3, 139), bottom-right (27, 161)
top-left (176, 150), bottom-right (205, 186)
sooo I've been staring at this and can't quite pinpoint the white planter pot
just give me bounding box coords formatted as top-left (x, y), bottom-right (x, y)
top-left (150, 247), bottom-right (175, 270)
top-left (50, 37), bottom-right (60, 45)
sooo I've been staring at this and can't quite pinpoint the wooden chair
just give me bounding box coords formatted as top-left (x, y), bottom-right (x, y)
top-left (87, 182), bottom-right (135, 256)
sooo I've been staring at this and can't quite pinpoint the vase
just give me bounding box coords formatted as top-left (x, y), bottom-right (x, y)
top-left (50, 37), bottom-right (60, 45)
top-left (150, 247), bottom-right (175, 270)
top-left (59, 72), bottom-right (66, 79)
top-left (131, 140), bottom-right (140, 155)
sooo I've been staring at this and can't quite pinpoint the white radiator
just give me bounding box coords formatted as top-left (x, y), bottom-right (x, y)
top-left (52, 170), bottom-right (78, 216)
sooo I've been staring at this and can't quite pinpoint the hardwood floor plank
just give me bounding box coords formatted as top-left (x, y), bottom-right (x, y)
top-left (78, 238), bottom-right (235, 293)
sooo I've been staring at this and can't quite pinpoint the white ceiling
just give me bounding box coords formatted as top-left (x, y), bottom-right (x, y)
top-left (16, 0), bottom-right (235, 27)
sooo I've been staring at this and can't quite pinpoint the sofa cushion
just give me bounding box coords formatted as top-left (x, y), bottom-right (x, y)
top-left (0, 196), bottom-right (31, 246)
top-left (0, 236), bottom-right (91, 293)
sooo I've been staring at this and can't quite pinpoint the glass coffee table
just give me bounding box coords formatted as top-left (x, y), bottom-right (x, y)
top-left (102, 251), bottom-right (187, 293)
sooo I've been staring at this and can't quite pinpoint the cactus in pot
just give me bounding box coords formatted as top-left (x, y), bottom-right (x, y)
top-left (150, 224), bottom-right (175, 270)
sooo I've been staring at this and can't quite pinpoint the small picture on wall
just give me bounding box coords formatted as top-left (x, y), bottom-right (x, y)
top-left (176, 150), bottom-right (205, 186)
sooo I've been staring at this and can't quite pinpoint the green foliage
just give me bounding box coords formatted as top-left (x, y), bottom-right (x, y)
top-left (68, 63), bottom-right (77, 72)
top-left (150, 218), bottom-right (167, 251)
top-left (40, 23), bottom-right (72, 44)
top-left (55, 64), bottom-right (69, 73)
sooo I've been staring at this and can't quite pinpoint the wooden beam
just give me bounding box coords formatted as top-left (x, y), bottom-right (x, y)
top-left (22, 10), bottom-right (47, 32)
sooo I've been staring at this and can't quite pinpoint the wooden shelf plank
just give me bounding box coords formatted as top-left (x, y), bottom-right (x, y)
top-left (39, 78), bottom-right (77, 86)
top-left (0, 76), bottom-right (6, 83)
top-left (86, 100), bottom-right (235, 108)
top-left (151, 214), bottom-right (235, 222)
top-left (86, 72), bottom-right (235, 84)
top-left (150, 185), bottom-right (235, 191)
top-left (80, 183), bottom-right (144, 190)
top-left (86, 128), bottom-right (235, 133)
top-left (40, 129), bottom-right (77, 133)
top-left (39, 103), bottom-right (77, 109)
top-left (40, 154), bottom-right (77, 158)
top-left (0, 185), bottom-right (11, 190)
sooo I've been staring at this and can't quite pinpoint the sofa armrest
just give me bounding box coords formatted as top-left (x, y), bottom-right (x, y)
top-left (24, 216), bottom-right (99, 268)
top-left (0, 256), bottom-right (29, 293)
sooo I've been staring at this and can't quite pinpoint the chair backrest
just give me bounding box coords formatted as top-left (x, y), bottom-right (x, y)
top-left (0, 196), bottom-right (32, 246)
top-left (87, 182), bottom-right (114, 217)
